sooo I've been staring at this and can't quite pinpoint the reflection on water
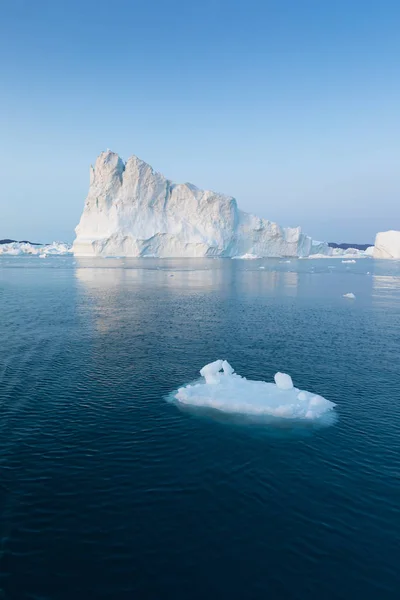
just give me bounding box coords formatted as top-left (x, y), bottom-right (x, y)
top-left (74, 258), bottom-right (300, 297)
top-left (373, 275), bottom-right (400, 292)
top-left (71, 256), bottom-right (400, 336)
top-left (372, 275), bottom-right (400, 306)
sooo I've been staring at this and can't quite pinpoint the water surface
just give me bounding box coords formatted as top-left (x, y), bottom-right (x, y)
top-left (1, 256), bottom-right (399, 599)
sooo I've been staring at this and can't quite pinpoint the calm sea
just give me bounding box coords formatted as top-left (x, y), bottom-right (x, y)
top-left (1, 256), bottom-right (399, 599)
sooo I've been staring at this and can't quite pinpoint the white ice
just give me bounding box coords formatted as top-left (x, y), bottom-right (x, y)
top-left (174, 360), bottom-right (336, 420)
top-left (304, 247), bottom-right (370, 259)
top-left (232, 253), bottom-right (260, 260)
top-left (274, 372), bottom-right (294, 390)
top-left (343, 292), bottom-right (356, 299)
top-left (72, 150), bottom-right (333, 258)
top-left (373, 230), bottom-right (400, 259)
top-left (0, 241), bottom-right (72, 256)
top-left (342, 259), bottom-right (356, 264)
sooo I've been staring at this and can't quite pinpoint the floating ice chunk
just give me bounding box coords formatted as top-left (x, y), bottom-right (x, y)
top-left (232, 253), bottom-right (259, 260)
top-left (343, 292), bottom-right (356, 299)
top-left (221, 360), bottom-right (234, 376)
top-left (174, 360), bottom-right (336, 420)
top-left (199, 359), bottom-right (234, 383)
top-left (274, 372), bottom-right (293, 390)
top-left (342, 259), bottom-right (356, 263)
top-left (259, 266), bottom-right (265, 269)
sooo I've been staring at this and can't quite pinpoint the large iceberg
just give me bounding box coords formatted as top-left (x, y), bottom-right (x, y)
top-left (73, 151), bottom-right (330, 258)
top-left (174, 360), bottom-right (336, 421)
top-left (373, 230), bottom-right (400, 259)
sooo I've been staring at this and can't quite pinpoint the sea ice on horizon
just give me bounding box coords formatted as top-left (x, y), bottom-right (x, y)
top-left (174, 360), bottom-right (336, 420)
top-left (0, 241), bottom-right (72, 256)
top-left (305, 248), bottom-right (370, 259)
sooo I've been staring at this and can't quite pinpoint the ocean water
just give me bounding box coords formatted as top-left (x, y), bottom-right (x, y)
top-left (0, 256), bottom-right (399, 599)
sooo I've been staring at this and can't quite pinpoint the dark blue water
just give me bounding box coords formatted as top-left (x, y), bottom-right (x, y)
top-left (1, 256), bottom-right (399, 599)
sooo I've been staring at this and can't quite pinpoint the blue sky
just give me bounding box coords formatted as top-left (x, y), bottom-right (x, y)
top-left (1, 0), bottom-right (399, 243)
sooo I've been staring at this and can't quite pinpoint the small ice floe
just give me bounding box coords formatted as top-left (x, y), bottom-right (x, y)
top-left (173, 360), bottom-right (336, 421)
top-left (343, 292), bottom-right (356, 299)
top-left (342, 259), bottom-right (356, 264)
top-left (232, 253), bottom-right (259, 260)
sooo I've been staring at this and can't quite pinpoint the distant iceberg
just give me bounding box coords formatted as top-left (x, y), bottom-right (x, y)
top-left (0, 241), bottom-right (71, 256)
top-left (174, 360), bottom-right (336, 421)
top-left (73, 150), bottom-right (332, 259)
top-left (305, 247), bottom-right (370, 259)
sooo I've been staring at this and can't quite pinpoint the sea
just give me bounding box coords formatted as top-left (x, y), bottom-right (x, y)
top-left (0, 255), bottom-right (399, 599)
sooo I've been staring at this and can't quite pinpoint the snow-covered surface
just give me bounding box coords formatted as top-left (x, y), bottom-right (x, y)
top-left (73, 150), bottom-right (331, 258)
top-left (0, 241), bottom-right (71, 256)
top-left (343, 293), bottom-right (356, 299)
top-left (174, 360), bottom-right (336, 420)
top-left (373, 231), bottom-right (400, 259)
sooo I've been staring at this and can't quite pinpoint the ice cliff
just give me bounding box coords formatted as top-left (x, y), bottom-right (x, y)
top-left (73, 151), bottom-right (330, 258)
top-left (373, 230), bottom-right (400, 259)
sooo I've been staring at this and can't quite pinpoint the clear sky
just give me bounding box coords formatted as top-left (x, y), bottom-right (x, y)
top-left (1, 0), bottom-right (399, 243)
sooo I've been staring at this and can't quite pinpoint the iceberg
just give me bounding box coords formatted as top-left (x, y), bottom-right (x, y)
top-left (0, 241), bottom-right (71, 256)
top-left (73, 151), bottom-right (331, 258)
top-left (373, 230), bottom-right (400, 259)
top-left (174, 360), bottom-right (336, 420)
top-left (343, 292), bottom-right (356, 299)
